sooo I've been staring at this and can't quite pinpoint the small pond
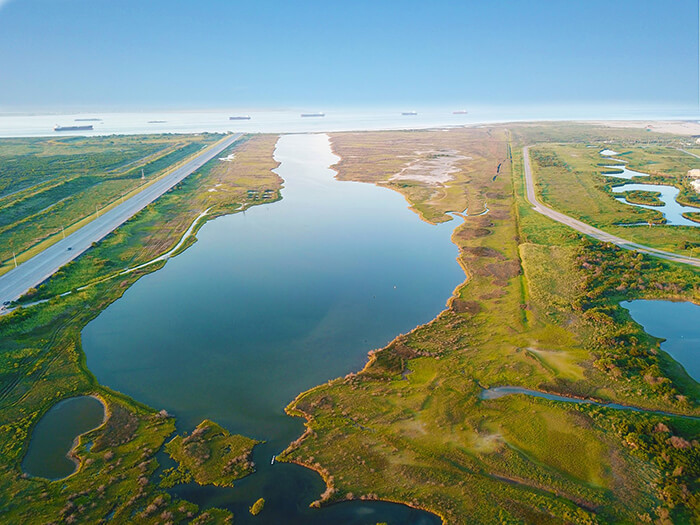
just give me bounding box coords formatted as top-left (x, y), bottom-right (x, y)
top-left (622, 300), bottom-right (700, 382)
top-left (22, 396), bottom-right (105, 480)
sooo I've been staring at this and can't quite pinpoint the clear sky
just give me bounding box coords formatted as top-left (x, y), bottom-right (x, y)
top-left (0, 0), bottom-right (697, 111)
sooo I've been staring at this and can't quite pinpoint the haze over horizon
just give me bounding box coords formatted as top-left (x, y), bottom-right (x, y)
top-left (0, 0), bottom-right (698, 114)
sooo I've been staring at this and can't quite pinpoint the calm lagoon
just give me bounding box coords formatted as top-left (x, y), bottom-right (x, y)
top-left (82, 133), bottom-right (462, 523)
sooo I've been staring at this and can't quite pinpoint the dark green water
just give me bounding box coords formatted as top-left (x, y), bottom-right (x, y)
top-left (82, 133), bottom-right (462, 523)
top-left (622, 300), bottom-right (700, 382)
top-left (22, 396), bottom-right (104, 479)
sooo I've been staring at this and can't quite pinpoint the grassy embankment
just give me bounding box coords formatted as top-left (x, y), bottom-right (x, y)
top-left (0, 134), bottom-right (281, 524)
top-left (280, 126), bottom-right (700, 524)
top-left (522, 138), bottom-right (700, 258)
top-left (0, 133), bottom-right (224, 275)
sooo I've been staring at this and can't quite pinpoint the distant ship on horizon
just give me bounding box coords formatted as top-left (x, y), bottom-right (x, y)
top-left (453, 110), bottom-right (469, 115)
top-left (301, 112), bottom-right (325, 118)
top-left (229, 115), bottom-right (251, 120)
top-left (74, 118), bottom-right (102, 122)
top-left (54, 124), bottom-right (93, 132)
top-left (401, 111), bottom-right (418, 116)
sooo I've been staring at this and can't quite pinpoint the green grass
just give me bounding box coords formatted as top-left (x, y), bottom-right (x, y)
top-left (162, 420), bottom-right (260, 488)
top-left (0, 134), bottom-right (281, 524)
top-left (279, 126), bottom-right (700, 525)
top-left (527, 142), bottom-right (700, 257)
top-left (621, 189), bottom-right (664, 207)
top-left (1, 125), bottom-right (699, 525)
top-left (249, 497), bottom-right (265, 516)
top-left (0, 134), bottom-right (224, 272)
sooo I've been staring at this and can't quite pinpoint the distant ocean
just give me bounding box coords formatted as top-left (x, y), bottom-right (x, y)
top-left (0, 105), bottom-right (696, 138)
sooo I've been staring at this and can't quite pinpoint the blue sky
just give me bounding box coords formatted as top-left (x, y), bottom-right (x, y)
top-left (0, 0), bottom-right (697, 111)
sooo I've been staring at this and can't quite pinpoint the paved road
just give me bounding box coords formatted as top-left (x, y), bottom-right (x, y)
top-left (678, 147), bottom-right (700, 160)
top-left (522, 146), bottom-right (700, 268)
top-left (0, 133), bottom-right (242, 307)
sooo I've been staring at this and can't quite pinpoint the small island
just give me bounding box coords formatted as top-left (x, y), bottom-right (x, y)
top-left (249, 497), bottom-right (265, 516)
top-left (161, 419), bottom-right (260, 488)
top-left (682, 211), bottom-right (700, 223)
top-left (621, 189), bottom-right (664, 206)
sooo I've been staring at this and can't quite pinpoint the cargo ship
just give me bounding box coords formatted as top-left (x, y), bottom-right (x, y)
top-left (452, 110), bottom-right (469, 115)
top-left (229, 115), bottom-right (251, 120)
top-left (401, 111), bottom-right (418, 116)
top-left (74, 118), bottom-right (102, 122)
top-left (301, 112), bottom-right (325, 118)
top-left (54, 124), bottom-right (93, 132)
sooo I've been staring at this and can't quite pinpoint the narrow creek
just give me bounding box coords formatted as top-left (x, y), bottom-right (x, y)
top-left (480, 387), bottom-right (698, 420)
top-left (80, 133), bottom-right (463, 523)
top-left (599, 149), bottom-right (700, 226)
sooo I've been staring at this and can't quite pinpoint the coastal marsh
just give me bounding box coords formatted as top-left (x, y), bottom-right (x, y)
top-left (525, 139), bottom-right (700, 256)
top-left (0, 125), bottom-right (698, 524)
top-left (281, 126), bottom-right (700, 524)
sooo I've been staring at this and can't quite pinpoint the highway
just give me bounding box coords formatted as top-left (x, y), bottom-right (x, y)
top-left (522, 146), bottom-right (700, 268)
top-left (0, 133), bottom-right (242, 308)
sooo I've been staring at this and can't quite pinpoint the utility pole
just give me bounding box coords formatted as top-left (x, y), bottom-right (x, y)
top-left (96, 205), bottom-right (99, 218)
top-left (62, 226), bottom-right (66, 239)
top-left (12, 251), bottom-right (17, 268)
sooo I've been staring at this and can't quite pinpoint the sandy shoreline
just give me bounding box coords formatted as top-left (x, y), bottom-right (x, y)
top-left (586, 120), bottom-right (700, 136)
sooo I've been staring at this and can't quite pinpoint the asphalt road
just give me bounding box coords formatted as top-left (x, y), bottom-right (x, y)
top-left (0, 133), bottom-right (242, 307)
top-left (522, 146), bottom-right (700, 268)
top-left (678, 147), bottom-right (700, 160)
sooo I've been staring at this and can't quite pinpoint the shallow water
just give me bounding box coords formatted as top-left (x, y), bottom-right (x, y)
top-left (622, 300), bottom-right (700, 382)
top-left (82, 133), bottom-right (462, 522)
top-left (480, 386), bottom-right (697, 419)
top-left (611, 183), bottom-right (700, 226)
top-left (22, 396), bottom-right (104, 479)
top-left (600, 164), bottom-right (649, 180)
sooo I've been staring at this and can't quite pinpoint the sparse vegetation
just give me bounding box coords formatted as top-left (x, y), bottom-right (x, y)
top-left (249, 497), bottom-right (265, 516)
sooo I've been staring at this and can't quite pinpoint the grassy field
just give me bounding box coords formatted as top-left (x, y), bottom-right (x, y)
top-left (522, 136), bottom-right (700, 257)
top-left (0, 125), bottom-right (698, 524)
top-left (161, 420), bottom-right (259, 488)
top-left (280, 126), bottom-right (700, 524)
top-left (0, 134), bottom-right (281, 524)
top-left (0, 133), bottom-right (224, 274)
top-left (329, 128), bottom-right (509, 223)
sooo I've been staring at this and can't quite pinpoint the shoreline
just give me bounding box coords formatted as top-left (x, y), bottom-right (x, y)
top-left (23, 393), bottom-right (109, 482)
top-left (278, 131), bottom-right (700, 523)
top-left (63, 394), bottom-right (110, 478)
top-left (2, 117), bottom-right (699, 140)
top-left (278, 139), bottom-right (474, 524)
